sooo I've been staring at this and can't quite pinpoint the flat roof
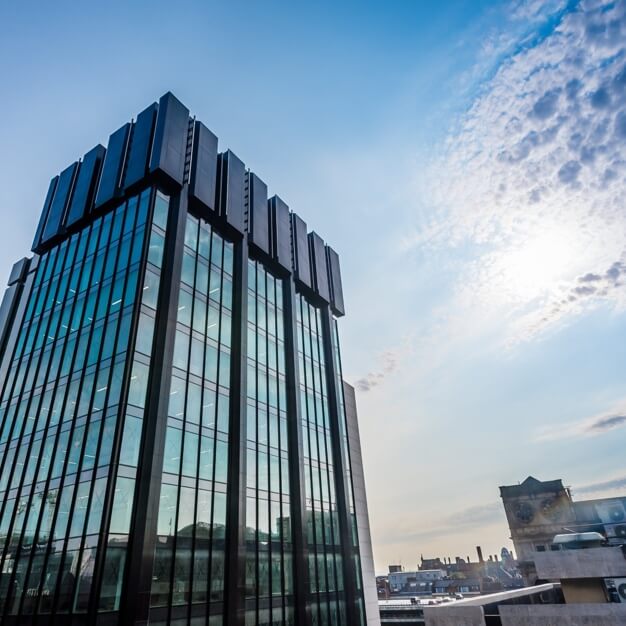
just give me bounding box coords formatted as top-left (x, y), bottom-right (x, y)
top-left (428, 583), bottom-right (558, 607)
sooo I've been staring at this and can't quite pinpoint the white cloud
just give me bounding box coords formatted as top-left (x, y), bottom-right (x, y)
top-left (409, 0), bottom-right (626, 345)
top-left (575, 474), bottom-right (626, 496)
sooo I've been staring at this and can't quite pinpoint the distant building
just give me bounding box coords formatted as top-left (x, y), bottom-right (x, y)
top-left (388, 569), bottom-right (447, 594)
top-left (432, 579), bottom-right (481, 595)
top-left (500, 475), bottom-right (626, 583)
top-left (423, 540), bottom-right (626, 625)
top-left (419, 556), bottom-right (446, 571)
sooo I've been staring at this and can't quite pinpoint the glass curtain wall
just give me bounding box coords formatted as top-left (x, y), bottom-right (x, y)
top-left (244, 258), bottom-right (294, 626)
top-left (149, 213), bottom-right (233, 624)
top-left (295, 295), bottom-right (345, 626)
top-left (0, 189), bottom-right (153, 617)
top-left (96, 190), bottom-right (170, 612)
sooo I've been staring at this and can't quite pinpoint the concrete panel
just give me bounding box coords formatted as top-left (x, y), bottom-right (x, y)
top-left (424, 605), bottom-right (485, 626)
top-left (66, 144), bottom-right (106, 226)
top-left (124, 102), bottom-right (158, 188)
top-left (189, 121), bottom-right (218, 214)
top-left (535, 547), bottom-right (626, 580)
top-left (269, 195), bottom-right (291, 272)
top-left (326, 246), bottom-right (345, 317)
top-left (247, 172), bottom-right (269, 254)
top-left (149, 92), bottom-right (189, 185)
top-left (41, 161), bottom-right (78, 242)
top-left (290, 213), bottom-right (311, 287)
top-left (499, 603), bottom-right (626, 626)
top-left (308, 232), bottom-right (330, 302)
top-left (95, 122), bottom-right (131, 208)
top-left (217, 150), bottom-right (245, 233)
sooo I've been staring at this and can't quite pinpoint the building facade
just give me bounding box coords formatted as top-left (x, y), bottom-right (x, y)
top-left (500, 475), bottom-right (626, 584)
top-left (0, 93), bottom-right (379, 626)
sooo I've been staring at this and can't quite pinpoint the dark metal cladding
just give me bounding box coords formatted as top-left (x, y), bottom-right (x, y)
top-left (0, 284), bottom-right (19, 356)
top-left (95, 123), bottom-right (131, 208)
top-left (290, 213), bottom-right (312, 287)
top-left (65, 145), bottom-right (106, 227)
top-left (216, 150), bottom-right (245, 233)
top-left (0, 258), bottom-right (30, 363)
top-left (247, 172), bottom-right (269, 254)
top-left (31, 176), bottom-right (58, 251)
top-left (189, 120), bottom-right (218, 214)
top-left (149, 92), bottom-right (189, 185)
top-left (269, 195), bottom-right (291, 271)
top-left (308, 231), bottom-right (330, 302)
top-left (7, 258), bottom-right (29, 287)
top-left (326, 245), bottom-right (345, 317)
top-left (124, 103), bottom-right (158, 189)
top-left (41, 161), bottom-right (79, 243)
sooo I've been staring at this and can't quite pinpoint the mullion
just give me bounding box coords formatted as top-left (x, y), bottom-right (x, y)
top-left (301, 298), bottom-right (321, 616)
top-left (174, 216), bottom-right (198, 615)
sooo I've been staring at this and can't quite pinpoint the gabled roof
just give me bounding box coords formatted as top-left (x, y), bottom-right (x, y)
top-left (499, 476), bottom-right (566, 498)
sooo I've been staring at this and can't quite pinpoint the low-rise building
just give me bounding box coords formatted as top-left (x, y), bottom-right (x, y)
top-left (500, 475), bottom-right (626, 584)
top-left (423, 539), bottom-right (626, 624)
top-left (389, 569), bottom-right (447, 594)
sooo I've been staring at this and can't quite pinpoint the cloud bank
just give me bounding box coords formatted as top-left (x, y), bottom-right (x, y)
top-left (411, 0), bottom-right (626, 345)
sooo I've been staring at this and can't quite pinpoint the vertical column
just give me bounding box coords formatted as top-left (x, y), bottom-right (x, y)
top-left (224, 234), bottom-right (248, 626)
top-left (320, 307), bottom-right (359, 626)
top-left (343, 383), bottom-right (380, 626)
top-left (283, 278), bottom-right (311, 626)
top-left (119, 187), bottom-right (188, 624)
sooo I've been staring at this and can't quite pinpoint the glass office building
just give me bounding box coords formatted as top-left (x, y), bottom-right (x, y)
top-left (0, 93), bottom-right (379, 626)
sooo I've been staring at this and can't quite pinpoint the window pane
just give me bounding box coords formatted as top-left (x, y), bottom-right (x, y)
top-left (109, 477), bottom-right (135, 534)
top-left (214, 440), bottom-right (228, 484)
top-left (177, 486), bottom-right (195, 533)
top-left (128, 361), bottom-right (150, 408)
top-left (163, 426), bottom-right (182, 474)
top-left (182, 431), bottom-right (198, 478)
top-left (157, 484), bottom-right (178, 536)
top-left (120, 415), bottom-right (142, 466)
top-left (153, 192), bottom-right (169, 230)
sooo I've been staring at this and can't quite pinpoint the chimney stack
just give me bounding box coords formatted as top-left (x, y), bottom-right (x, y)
top-left (476, 546), bottom-right (484, 564)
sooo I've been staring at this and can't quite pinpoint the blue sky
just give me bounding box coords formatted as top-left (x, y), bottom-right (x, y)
top-left (2, 0), bottom-right (626, 572)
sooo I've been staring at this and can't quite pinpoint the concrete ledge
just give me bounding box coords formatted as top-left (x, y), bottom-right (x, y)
top-left (500, 603), bottom-right (626, 626)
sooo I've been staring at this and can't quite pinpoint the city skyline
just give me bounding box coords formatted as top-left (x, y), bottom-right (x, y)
top-left (1, 0), bottom-right (626, 575)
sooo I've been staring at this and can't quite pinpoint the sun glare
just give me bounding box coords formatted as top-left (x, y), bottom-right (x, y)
top-left (500, 228), bottom-right (579, 301)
